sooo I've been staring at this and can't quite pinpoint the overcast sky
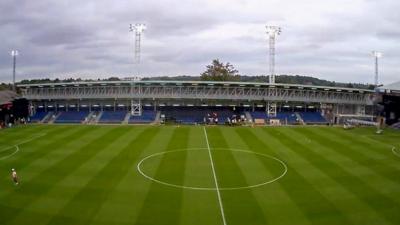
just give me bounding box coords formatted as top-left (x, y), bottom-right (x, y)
top-left (0, 0), bottom-right (399, 84)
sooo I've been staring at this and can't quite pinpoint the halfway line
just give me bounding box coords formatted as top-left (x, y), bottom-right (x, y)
top-left (203, 127), bottom-right (227, 225)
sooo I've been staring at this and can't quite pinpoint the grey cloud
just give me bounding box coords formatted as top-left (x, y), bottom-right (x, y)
top-left (0, 0), bottom-right (399, 84)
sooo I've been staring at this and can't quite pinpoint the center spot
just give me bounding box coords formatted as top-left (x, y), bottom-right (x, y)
top-left (137, 148), bottom-right (287, 190)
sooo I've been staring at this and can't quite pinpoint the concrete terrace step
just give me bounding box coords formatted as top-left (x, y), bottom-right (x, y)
top-left (123, 112), bottom-right (131, 124)
top-left (94, 111), bottom-right (103, 124)
top-left (47, 112), bottom-right (61, 124)
top-left (40, 112), bottom-right (54, 123)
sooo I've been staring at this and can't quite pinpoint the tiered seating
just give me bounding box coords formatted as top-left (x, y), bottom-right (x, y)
top-left (391, 122), bottom-right (400, 129)
top-left (269, 112), bottom-right (298, 124)
top-left (128, 110), bottom-right (157, 124)
top-left (251, 111), bottom-right (268, 120)
top-left (162, 107), bottom-right (236, 124)
top-left (251, 111), bottom-right (298, 124)
top-left (29, 111), bottom-right (48, 122)
top-left (162, 108), bottom-right (203, 124)
top-left (98, 111), bottom-right (127, 123)
top-left (299, 112), bottom-right (327, 124)
top-left (54, 111), bottom-right (89, 123)
top-left (213, 109), bottom-right (236, 124)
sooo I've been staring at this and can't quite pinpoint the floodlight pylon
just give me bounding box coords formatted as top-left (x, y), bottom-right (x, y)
top-left (11, 50), bottom-right (18, 91)
top-left (266, 26), bottom-right (281, 84)
top-left (129, 23), bottom-right (146, 76)
top-left (371, 51), bottom-right (382, 87)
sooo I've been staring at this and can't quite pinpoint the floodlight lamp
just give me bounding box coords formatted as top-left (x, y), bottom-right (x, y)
top-left (372, 51), bottom-right (382, 58)
top-left (134, 23), bottom-right (146, 33)
top-left (11, 50), bottom-right (19, 56)
top-left (266, 25), bottom-right (281, 37)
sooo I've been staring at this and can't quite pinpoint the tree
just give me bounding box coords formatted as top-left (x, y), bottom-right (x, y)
top-left (200, 59), bottom-right (240, 81)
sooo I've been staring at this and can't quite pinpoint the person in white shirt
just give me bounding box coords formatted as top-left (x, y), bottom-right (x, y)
top-left (11, 168), bottom-right (19, 185)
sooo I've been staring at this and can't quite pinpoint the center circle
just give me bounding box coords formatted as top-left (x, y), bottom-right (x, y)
top-left (393, 147), bottom-right (400, 158)
top-left (137, 148), bottom-right (287, 190)
top-left (0, 145), bottom-right (19, 160)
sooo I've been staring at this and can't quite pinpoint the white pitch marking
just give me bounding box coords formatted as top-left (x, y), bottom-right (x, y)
top-left (0, 133), bottom-right (47, 152)
top-left (203, 127), bottom-right (227, 225)
top-left (0, 146), bottom-right (19, 160)
top-left (392, 147), bottom-right (400, 158)
top-left (0, 133), bottom-right (47, 160)
top-left (137, 148), bottom-right (287, 191)
top-left (360, 135), bottom-right (400, 159)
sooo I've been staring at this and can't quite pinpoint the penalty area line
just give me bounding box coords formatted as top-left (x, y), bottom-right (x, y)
top-left (203, 127), bottom-right (227, 225)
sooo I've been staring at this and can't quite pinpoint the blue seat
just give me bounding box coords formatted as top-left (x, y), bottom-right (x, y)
top-left (128, 110), bottom-right (157, 124)
top-left (99, 111), bottom-right (127, 123)
top-left (54, 111), bottom-right (89, 123)
top-left (161, 107), bottom-right (236, 124)
top-left (299, 112), bottom-right (327, 124)
top-left (267, 112), bottom-right (298, 124)
top-left (251, 111), bottom-right (268, 120)
top-left (29, 111), bottom-right (48, 122)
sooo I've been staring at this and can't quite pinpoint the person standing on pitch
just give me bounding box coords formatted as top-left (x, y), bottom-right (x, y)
top-left (11, 168), bottom-right (19, 185)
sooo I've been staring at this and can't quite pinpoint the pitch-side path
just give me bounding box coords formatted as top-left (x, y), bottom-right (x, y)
top-left (203, 127), bottom-right (228, 225)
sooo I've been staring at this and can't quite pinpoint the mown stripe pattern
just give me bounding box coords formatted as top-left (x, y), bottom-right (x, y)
top-left (0, 125), bottom-right (399, 225)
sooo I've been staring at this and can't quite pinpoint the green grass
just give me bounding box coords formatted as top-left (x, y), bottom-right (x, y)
top-left (0, 124), bottom-right (399, 225)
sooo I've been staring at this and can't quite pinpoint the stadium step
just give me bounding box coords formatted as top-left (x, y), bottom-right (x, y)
top-left (84, 112), bottom-right (95, 124)
top-left (94, 111), bottom-right (103, 124)
top-left (295, 112), bottom-right (305, 125)
top-left (245, 111), bottom-right (253, 124)
top-left (153, 111), bottom-right (161, 124)
top-left (40, 112), bottom-right (54, 123)
top-left (47, 112), bottom-right (61, 124)
top-left (123, 112), bottom-right (130, 124)
top-left (392, 122), bottom-right (400, 129)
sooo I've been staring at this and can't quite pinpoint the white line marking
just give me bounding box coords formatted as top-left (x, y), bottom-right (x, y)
top-left (392, 147), bottom-right (400, 158)
top-left (0, 133), bottom-right (47, 160)
top-left (137, 148), bottom-right (287, 190)
top-left (360, 135), bottom-right (400, 159)
top-left (0, 146), bottom-right (19, 160)
top-left (0, 133), bottom-right (47, 152)
top-left (203, 127), bottom-right (227, 225)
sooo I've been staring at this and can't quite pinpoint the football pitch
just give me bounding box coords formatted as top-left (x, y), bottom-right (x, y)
top-left (0, 125), bottom-right (399, 225)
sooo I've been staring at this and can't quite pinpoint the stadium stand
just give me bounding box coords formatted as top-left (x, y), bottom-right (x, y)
top-left (346, 118), bottom-right (377, 126)
top-left (251, 111), bottom-right (268, 120)
top-left (29, 111), bottom-right (48, 122)
top-left (161, 107), bottom-right (237, 124)
top-left (17, 80), bottom-right (378, 126)
top-left (54, 111), bottom-right (89, 123)
top-left (391, 122), bottom-right (400, 129)
top-left (208, 108), bottom-right (238, 125)
top-left (251, 111), bottom-right (299, 124)
top-left (98, 111), bottom-right (127, 123)
top-left (41, 112), bottom-right (55, 123)
top-left (270, 112), bottom-right (298, 124)
top-left (298, 112), bottom-right (327, 124)
top-left (162, 107), bottom-right (203, 124)
top-left (128, 110), bottom-right (157, 124)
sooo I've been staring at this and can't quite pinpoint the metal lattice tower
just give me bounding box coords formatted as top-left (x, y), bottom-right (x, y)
top-left (266, 26), bottom-right (281, 84)
top-left (371, 51), bottom-right (382, 87)
top-left (11, 50), bottom-right (18, 91)
top-left (129, 23), bottom-right (146, 75)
